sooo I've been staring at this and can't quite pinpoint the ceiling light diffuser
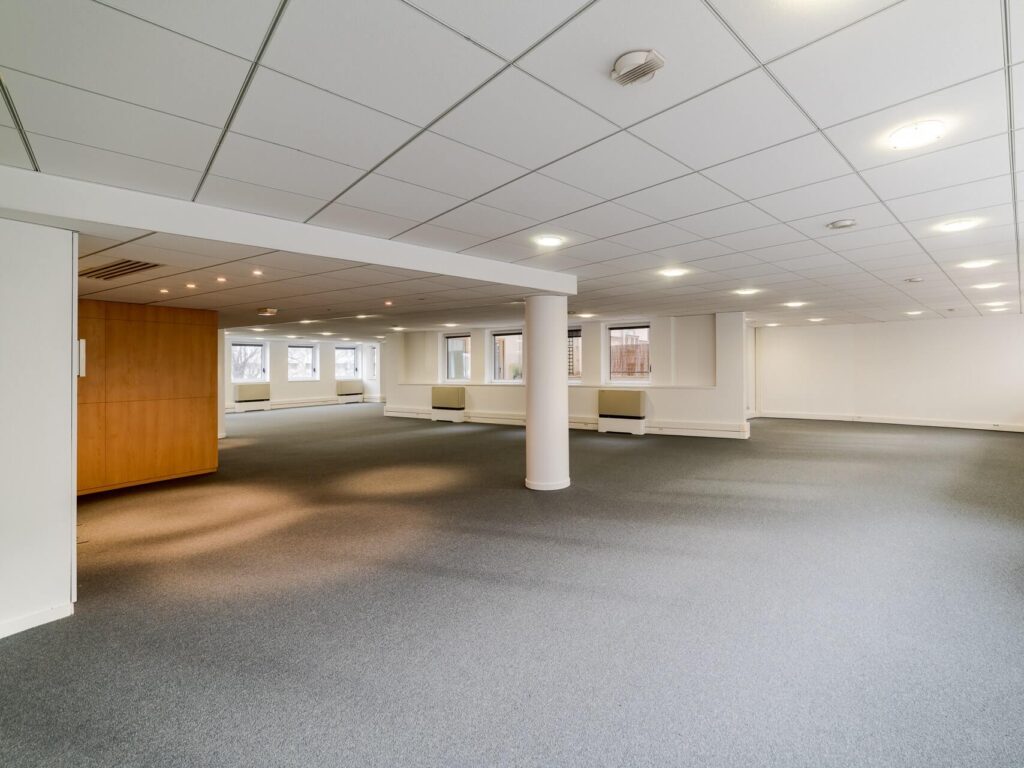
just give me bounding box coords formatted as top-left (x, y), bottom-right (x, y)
top-left (252, 269), bottom-right (263, 276)
top-left (765, 323), bottom-right (780, 327)
top-left (983, 301), bottom-right (1010, 307)
top-left (443, 323), bottom-right (459, 327)
top-left (733, 288), bottom-right (760, 295)
top-left (186, 283), bottom-right (196, 289)
top-left (384, 301), bottom-right (393, 306)
top-left (658, 268), bottom-right (688, 277)
top-left (391, 326), bottom-right (405, 331)
top-left (936, 218), bottom-right (981, 233)
top-left (905, 310), bottom-right (923, 316)
top-left (826, 219), bottom-right (856, 230)
top-left (216, 276), bottom-right (227, 283)
top-left (356, 314), bottom-right (370, 319)
top-left (783, 301), bottom-right (806, 308)
top-left (533, 235), bottom-right (565, 247)
top-left (990, 307), bottom-right (1010, 312)
top-left (973, 282), bottom-right (1004, 290)
top-left (320, 332), bottom-right (333, 336)
top-left (959, 259), bottom-right (997, 269)
top-left (578, 313), bottom-right (596, 318)
top-left (159, 288), bottom-right (168, 294)
top-left (808, 318), bottom-right (824, 322)
top-left (888, 120), bottom-right (945, 150)
top-left (250, 328), bottom-right (266, 332)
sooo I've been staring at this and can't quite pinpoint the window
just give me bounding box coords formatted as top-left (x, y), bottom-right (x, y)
top-left (334, 346), bottom-right (359, 379)
top-left (568, 328), bottom-right (582, 379)
top-left (609, 325), bottom-right (650, 380)
top-left (445, 335), bottom-right (471, 380)
top-left (492, 331), bottom-right (523, 382)
top-left (230, 343), bottom-right (266, 382)
top-left (287, 345), bottom-right (318, 381)
top-left (368, 345), bottom-right (378, 380)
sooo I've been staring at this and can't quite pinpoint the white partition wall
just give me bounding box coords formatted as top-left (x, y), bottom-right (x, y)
top-left (0, 218), bottom-right (76, 639)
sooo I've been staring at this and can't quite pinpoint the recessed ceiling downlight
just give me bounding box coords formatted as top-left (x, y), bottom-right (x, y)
top-left (990, 307), bottom-right (1010, 312)
top-left (826, 219), bottom-right (856, 230)
top-left (888, 120), bottom-right (945, 150)
top-left (610, 49), bottom-right (666, 85)
top-left (658, 268), bottom-right (688, 277)
top-left (808, 317), bottom-right (824, 322)
top-left (905, 310), bottom-right (924, 316)
top-left (783, 301), bottom-right (807, 308)
top-left (973, 282), bottom-right (1004, 290)
top-left (578, 313), bottom-right (596, 319)
top-left (765, 323), bottom-right (780, 327)
top-left (959, 259), bottom-right (997, 269)
top-left (983, 301), bottom-right (1011, 307)
top-left (533, 234), bottom-right (565, 247)
top-left (257, 307), bottom-right (278, 317)
top-left (733, 288), bottom-right (760, 295)
top-left (936, 218), bottom-right (981, 233)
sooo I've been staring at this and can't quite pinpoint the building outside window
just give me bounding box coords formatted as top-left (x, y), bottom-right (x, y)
top-left (230, 343), bottom-right (267, 382)
top-left (335, 346), bottom-right (359, 379)
top-left (609, 325), bottom-right (650, 380)
top-left (568, 328), bottom-right (582, 379)
top-left (446, 335), bottom-right (471, 380)
top-left (492, 331), bottom-right (523, 382)
top-left (287, 344), bottom-right (318, 381)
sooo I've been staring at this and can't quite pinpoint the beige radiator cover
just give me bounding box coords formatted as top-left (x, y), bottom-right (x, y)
top-left (598, 389), bottom-right (646, 418)
top-left (336, 379), bottom-right (364, 396)
top-left (432, 386), bottom-right (466, 410)
top-left (234, 382), bottom-right (271, 402)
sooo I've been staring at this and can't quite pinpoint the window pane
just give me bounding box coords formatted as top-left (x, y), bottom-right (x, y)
top-left (446, 336), bottom-right (470, 380)
top-left (369, 346), bottom-right (378, 379)
top-left (568, 329), bottom-right (582, 378)
top-left (231, 343), bottom-right (265, 382)
top-left (288, 346), bottom-right (316, 380)
top-left (609, 326), bottom-right (650, 379)
top-left (335, 347), bottom-right (358, 379)
top-left (493, 333), bottom-right (523, 381)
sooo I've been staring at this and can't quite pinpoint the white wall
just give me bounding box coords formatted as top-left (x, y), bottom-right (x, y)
top-left (0, 218), bottom-right (75, 638)
top-left (384, 313), bottom-right (749, 439)
top-left (224, 338), bottom-right (383, 410)
top-left (757, 316), bottom-right (1024, 431)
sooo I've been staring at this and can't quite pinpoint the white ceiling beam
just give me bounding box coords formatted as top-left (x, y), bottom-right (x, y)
top-left (0, 166), bottom-right (577, 295)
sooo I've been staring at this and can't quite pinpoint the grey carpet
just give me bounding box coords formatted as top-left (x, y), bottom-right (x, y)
top-left (2, 405), bottom-right (1023, 767)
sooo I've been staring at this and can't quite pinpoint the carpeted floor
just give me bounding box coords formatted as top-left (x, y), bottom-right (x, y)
top-left (2, 405), bottom-right (1023, 767)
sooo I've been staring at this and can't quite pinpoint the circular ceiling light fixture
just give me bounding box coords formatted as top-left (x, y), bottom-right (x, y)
top-left (610, 49), bottom-right (666, 85)
top-left (958, 259), bottom-right (997, 269)
top-left (808, 317), bottom-right (825, 322)
top-left (990, 307), bottom-right (1010, 312)
top-left (904, 277), bottom-right (924, 283)
top-left (733, 288), bottom-right (761, 295)
top-left (186, 283), bottom-right (196, 289)
top-left (443, 323), bottom-right (459, 327)
top-left (320, 332), bottom-right (333, 336)
top-left (391, 326), bottom-right (405, 331)
top-left (256, 307), bottom-right (278, 317)
top-left (888, 120), bottom-right (945, 150)
top-left (983, 301), bottom-right (1011, 307)
top-left (783, 301), bottom-right (807, 308)
top-left (973, 282), bottom-right (1004, 290)
top-left (216, 276), bottom-right (227, 283)
top-left (765, 323), bottom-right (780, 327)
top-left (826, 219), bottom-right (857, 230)
top-left (532, 234), bottom-right (565, 248)
top-left (384, 300), bottom-right (394, 306)
top-left (936, 218), bottom-right (982, 233)
top-left (159, 288), bottom-right (169, 294)
top-left (658, 267), bottom-right (688, 277)
top-left (905, 310), bottom-right (924, 316)
top-left (252, 269), bottom-right (263, 276)
top-left (578, 313), bottom-right (596, 319)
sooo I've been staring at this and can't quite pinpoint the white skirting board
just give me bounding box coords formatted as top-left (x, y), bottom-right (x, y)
top-left (385, 407), bottom-right (749, 439)
top-left (598, 416), bottom-right (645, 435)
top-left (758, 411), bottom-right (1024, 433)
top-left (0, 602), bottom-right (73, 640)
top-left (230, 395), bottom-right (383, 413)
top-left (431, 409), bottom-right (466, 423)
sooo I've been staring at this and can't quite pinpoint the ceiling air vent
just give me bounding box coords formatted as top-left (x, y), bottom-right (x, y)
top-left (79, 259), bottom-right (162, 281)
top-left (610, 50), bottom-right (665, 85)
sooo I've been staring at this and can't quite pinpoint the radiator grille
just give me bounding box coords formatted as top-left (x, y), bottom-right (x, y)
top-left (79, 259), bottom-right (162, 281)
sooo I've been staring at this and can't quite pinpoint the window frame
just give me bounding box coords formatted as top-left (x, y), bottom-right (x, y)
top-left (491, 329), bottom-right (524, 384)
top-left (444, 334), bottom-right (471, 382)
top-left (286, 344), bottom-right (319, 382)
top-left (567, 327), bottom-right (582, 381)
top-left (367, 345), bottom-right (379, 381)
top-left (333, 345), bottom-right (360, 380)
top-left (607, 324), bottom-right (651, 382)
top-left (229, 342), bottom-right (268, 383)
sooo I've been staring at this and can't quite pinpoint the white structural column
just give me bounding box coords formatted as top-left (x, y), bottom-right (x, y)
top-left (524, 294), bottom-right (570, 491)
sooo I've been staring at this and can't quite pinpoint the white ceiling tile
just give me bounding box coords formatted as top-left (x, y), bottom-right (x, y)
top-left (142, 233), bottom-right (270, 259)
top-left (653, 240), bottom-right (734, 263)
top-left (31, 134), bottom-right (199, 198)
top-left (824, 72), bottom-right (1008, 170)
top-left (263, 0), bottom-right (503, 125)
top-left (376, 131), bottom-right (526, 198)
top-left (1013, 1), bottom-right (1024, 64)
top-left (608, 223), bottom-right (700, 251)
top-left (745, 239), bottom-right (829, 263)
top-left (233, 68), bottom-right (418, 170)
top-left (616, 174), bottom-right (740, 221)
top-left (429, 202), bottom-right (538, 238)
top-left (919, 223), bottom-right (1018, 253)
top-left (862, 135), bottom-right (1010, 200)
top-left (100, 0), bottom-right (281, 59)
top-left (308, 202), bottom-right (420, 238)
top-left (2, 70), bottom-right (218, 171)
top-left (774, 252), bottom-right (850, 272)
top-left (407, 0), bottom-right (588, 59)
top-left (630, 70), bottom-right (814, 168)
top-left (197, 175), bottom-right (326, 220)
top-left (710, 0), bottom-right (898, 61)
top-left (714, 224), bottom-right (806, 251)
top-left (754, 174), bottom-right (879, 221)
top-left (903, 203), bottom-right (1015, 239)
top-left (769, 0), bottom-right (1004, 127)
top-left (817, 223), bottom-right (911, 250)
top-left (78, 235), bottom-right (121, 256)
top-left (688, 252), bottom-right (762, 271)
top-left (211, 132), bottom-right (363, 200)
top-left (477, 173), bottom-right (601, 220)
top-left (787, 202), bottom-right (898, 238)
top-left (393, 224), bottom-right (490, 252)
top-left (0, 127), bottom-right (32, 169)
top-left (703, 133), bottom-right (850, 199)
top-left (491, 224), bottom-right (595, 255)
top-left (550, 202), bottom-right (658, 238)
top-left (837, 240), bottom-right (927, 263)
top-left (672, 202), bottom-right (777, 238)
top-left (556, 239), bottom-right (639, 264)
top-left (886, 176), bottom-right (1012, 221)
top-left (337, 174), bottom-right (464, 221)
top-left (459, 240), bottom-right (535, 262)
top-left (540, 132), bottom-right (691, 199)
top-left (518, 0), bottom-right (754, 126)
top-left (432, 68), bottom-right (616, 167)
top-left (0, 0), bottom-right (248, 125)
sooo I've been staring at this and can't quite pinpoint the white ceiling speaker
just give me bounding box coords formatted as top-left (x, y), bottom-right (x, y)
top-left (610, 50), bottom-right (665, 85)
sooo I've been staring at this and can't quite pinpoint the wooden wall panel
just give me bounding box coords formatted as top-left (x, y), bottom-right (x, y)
top-left (77, 300), bottom-right (218, 494)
